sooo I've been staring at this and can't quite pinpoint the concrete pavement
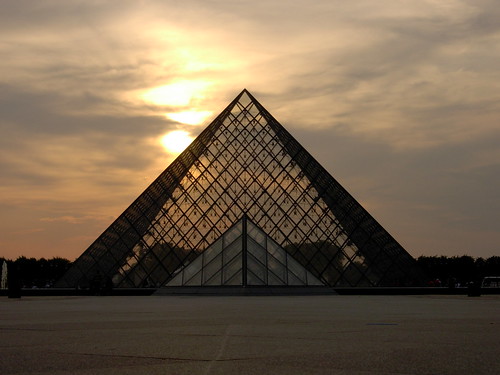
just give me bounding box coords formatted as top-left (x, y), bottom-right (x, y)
top-left (1, 295), bottom-right (499, 374)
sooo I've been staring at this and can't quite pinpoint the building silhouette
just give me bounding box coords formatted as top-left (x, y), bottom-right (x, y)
top-left (56, 90), bottom-right (425, 290)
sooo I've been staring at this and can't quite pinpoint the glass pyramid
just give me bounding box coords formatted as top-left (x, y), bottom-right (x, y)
top-left (56, 89), bottom-right (425, 289)
top-left (166, 215), bottom-right (324, 287)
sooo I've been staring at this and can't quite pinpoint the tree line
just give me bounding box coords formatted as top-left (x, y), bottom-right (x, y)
top-left (1, 255), bottom-right (499, 288)
top-left (0, 256), bottom-right (71, 288)
top-left (416, 255), bottom-right (500, 287)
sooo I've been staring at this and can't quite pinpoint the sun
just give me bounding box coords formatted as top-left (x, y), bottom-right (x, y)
top-left (160, 130), bottom-right (193, 154)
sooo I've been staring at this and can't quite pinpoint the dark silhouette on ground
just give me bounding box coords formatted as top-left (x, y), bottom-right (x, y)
top-left (0, 257), bottom-right (71, 288)
top-left (1, 255), bottom-right (499, 288)
top-left (416, 255), bottom-right (500, 287)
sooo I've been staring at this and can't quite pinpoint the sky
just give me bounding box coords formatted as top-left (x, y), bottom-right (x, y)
top-left (1, 0), bottom-right (499, 261)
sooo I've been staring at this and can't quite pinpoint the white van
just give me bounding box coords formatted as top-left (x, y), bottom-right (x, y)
top-left (481, 276), bottom-right (500, 288)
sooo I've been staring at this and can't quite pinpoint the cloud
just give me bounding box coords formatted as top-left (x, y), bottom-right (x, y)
top-left (0, 0), bottom-right (499, 259)
top-left (293, 123), bottom-right (500, 255)
top-left (40, 215), bottom-right (109, 224)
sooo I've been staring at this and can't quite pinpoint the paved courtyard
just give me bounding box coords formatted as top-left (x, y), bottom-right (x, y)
top-left (1, 294), bottom-right (499, 374)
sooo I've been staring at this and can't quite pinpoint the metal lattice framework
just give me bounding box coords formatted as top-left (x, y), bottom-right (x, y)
top-left (56, 89), bottom-right (425, 288)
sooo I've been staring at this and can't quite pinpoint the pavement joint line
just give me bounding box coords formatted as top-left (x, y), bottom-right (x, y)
top-left (203, 324), bottom-right (232, 375)
top-left (0, 327), bottom-right (57, 331)
top-left (148, 331), bottom-right (362, 342)
top-left (50, 351), bottom-right (258, 363)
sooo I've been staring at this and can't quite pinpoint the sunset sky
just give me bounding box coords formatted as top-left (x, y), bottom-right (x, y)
top-left (1, 0), bottom-right (499, 260)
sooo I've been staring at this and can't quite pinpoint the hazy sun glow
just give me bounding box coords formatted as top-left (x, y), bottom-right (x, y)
top-left (142, 80), bottom-right (212, 106)
top-left (160, 130), bottom-right (193, 154)
top-left (166, 110), bottom-right (213, 125)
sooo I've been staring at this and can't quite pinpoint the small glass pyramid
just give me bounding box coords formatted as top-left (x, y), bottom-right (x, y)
top-left (166, 215), bottom-right (324, 287)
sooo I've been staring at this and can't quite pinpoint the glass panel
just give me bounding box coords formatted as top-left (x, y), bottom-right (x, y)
top-left (268, 240), bottom-right (285, 261)
top-left (185, 270), bottom-right (202, 286)
top-left (267, 255), bottom-right (286, 282)
top-left (287, 270), bottom-right (304, 286)
top-left (224, 236), bottom-right (242, 265)
top-left (183, 255), bottom-right (203, 284)
top-left (247, 221), bottom-right (266, 247)
top-left (204, 270), bottom-right (222, 285)
top-left (225, 269), bottom-right (242, 285)
top-left (306, 271), bottom-right (324, 286)
top-left (166, 270), bottom-right (182, 286)
top-left (287, 255), bottom-right (307, 283)
top-left (268, 271), bottom-right (285, 286)
top-left (247, 269), bottom-right (265, 286)
top-left (203, 238), bottom-right (222, 266)
top-left (247, 238), bottom-right (266, 264)
top-left (247, 254), bottom-right (267, 285)
top-left (223, 253), bottom-right (242, 284)
top-left (203, 253), bottom-right (222, 283)
top-left (223, 220), bottom-right (242, 246)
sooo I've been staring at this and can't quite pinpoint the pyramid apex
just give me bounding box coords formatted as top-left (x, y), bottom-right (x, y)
top-left (234, 88), bottom-right (261, 107)
top-left (238, 88), bottom-right (251, 97)
top-left (230, 88), bottom-right (257, 109)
